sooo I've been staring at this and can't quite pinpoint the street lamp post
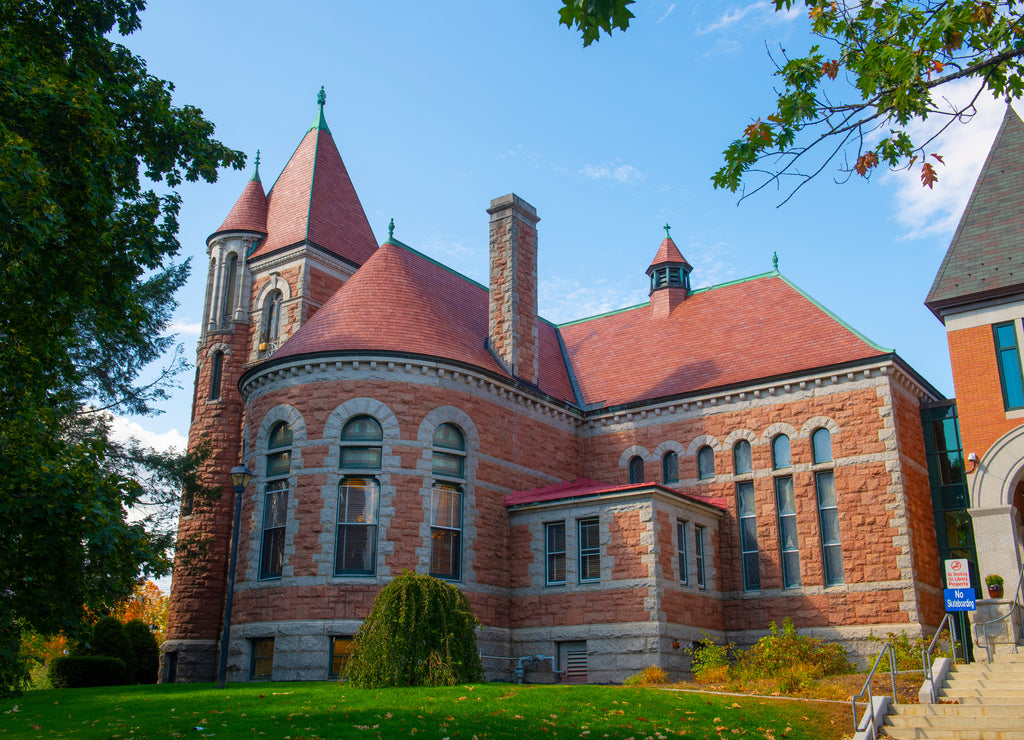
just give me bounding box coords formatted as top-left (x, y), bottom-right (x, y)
top-left (217, 464), bottom-right (253, 688)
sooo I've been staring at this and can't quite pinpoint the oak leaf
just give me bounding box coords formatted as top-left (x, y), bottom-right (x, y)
top-left (921, 161), bottom-right (939, 188)
top-left (854, 151), bottom-right (879, 176)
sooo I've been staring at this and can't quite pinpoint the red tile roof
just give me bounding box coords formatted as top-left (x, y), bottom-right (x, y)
top-left (214, 176), bottom-right (267, 235)
top-left (272, 241), bottom-right (578, 404)
top-left (249, 127), bottom-right (377, 266)
top-left (559, 274), bottom-right (887, 408)
top-left (504, 477), bottom-right (727, 510)
top-left (647, 235), bottom-right (691, 271)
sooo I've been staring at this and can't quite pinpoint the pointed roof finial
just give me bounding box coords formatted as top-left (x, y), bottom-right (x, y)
top-left (310, 86), bottom-right (332, 134)
top-left (251, 149), bottom-right (261, 182)
top-left (663, 223), bottom-right (672, 239)
top-left (388, 218), bottom-right (395, 240)
top-left (317, 86), bottom-right (326, 109)
top-left (772, 251), bottom-right (779, 271)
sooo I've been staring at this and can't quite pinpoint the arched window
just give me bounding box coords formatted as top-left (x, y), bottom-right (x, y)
top-left (209, 351), bottom-right (224, 400)
top-left (222, 252), bottom-right (238, 323)
top-left (662, 451), bottom-right (679, 483)
top-left (811, 428), bottom-right (842, 585)
top-left (336, 416), bottom-right (382, 576)
top-left (628, 456), bottom-right (645, 484)
top-left (261, 421), bottom-right (293, 580)
top-left (812, 428), bottom-right (832, 464)
top-left (431, 423), bottom-right (465, 580)
top-left (262, 290), bottom-right (283, 346)
top-left (733, 440), bottom-right (752, 475)
top-left (772, 435), bottom-right (791, 469)
top-left (697, 446), bottom-right (715, 479)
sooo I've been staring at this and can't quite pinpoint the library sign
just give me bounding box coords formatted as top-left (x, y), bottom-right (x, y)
top-left (944, 558), bottom-right (975, 612)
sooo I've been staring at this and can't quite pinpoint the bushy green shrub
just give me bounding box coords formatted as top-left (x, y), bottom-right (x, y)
top-left (345, 570), bottom-right (483, 688)
top-left (732, 618), bottom-right (852, 691)
top-left (124, 620), bottom-right (159, 684)
top-left (88, 616), bottom-right (134, 679)
top-left (623, 665), bottom-right (669, 686)
top-left (869, 629), bottom-right (952, 671)
top-left (48, 656), bottom-right (128, 688)
top-left (688, 637), bottom-right (731, 684)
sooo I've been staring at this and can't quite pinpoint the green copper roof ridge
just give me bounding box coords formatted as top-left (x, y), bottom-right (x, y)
top-left (304, 114), bottom-right (321, 245)
top-left (309, 85), bottom-right (332, 134)
top-left (387, 239), bottom-right (489, 292)
top-left (777, 273), bottom-right (892, 353)
top-left (556, 270), bottom-right (780, 328)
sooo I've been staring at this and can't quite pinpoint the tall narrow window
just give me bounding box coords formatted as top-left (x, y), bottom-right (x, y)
top-left (629, 456), bottom-right (645, 484)
top-left (737, 481), bottom-right (760, 590)
top-left (733, 440), bottom-right (752, 474)
top-left (209, 351), bottom-right (224, 400)
top-left (336, 477), bottom-right (378, 576)
top-left (222, 252), bottom-right (238, 323)
top-left (993, 322), bottom-right (1024, 410)
top-left (677, 519), bottom-right (688, 584)
top-left (662, 451), bottom-right (679, 483)
top-left (260, 422), bottom-right (292, 580)
top-left (775, 476), bottom-right (801, 588)
top-left (812, 428), bottom-right (843, 585)
top-left (694, 525), bottom-right (706, 589)
top-left (697, 445), bottom-right (715, 479)
top-left (431, 424), bottom-right (465, 580)
top-left (262, 290), bottom-right (283, 348)
top-left (772, 435), bottom-right (791, 469)
top-left (578, 517), bottom-right (600, 582)
top-left (545, 522), bottom-right (566, 584)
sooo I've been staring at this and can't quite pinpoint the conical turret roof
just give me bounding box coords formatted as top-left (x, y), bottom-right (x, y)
top-left (926, 106), bottom-right (1024, 316)
top-left (248, 90), bottom-right (377, 266)
top-left (211, 157), bottom-right (267, 237)
top-left (646, 230), bottom-right (692, 274)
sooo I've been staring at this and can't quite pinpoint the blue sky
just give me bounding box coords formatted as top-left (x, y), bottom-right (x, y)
top-left (112, 0), bottom-right (1009, 452)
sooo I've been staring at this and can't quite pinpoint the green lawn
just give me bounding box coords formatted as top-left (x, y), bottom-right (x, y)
top-left (0, 682), bottom-right (849, 739)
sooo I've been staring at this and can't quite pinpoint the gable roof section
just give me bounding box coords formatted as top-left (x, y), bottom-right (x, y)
top-left (505, 478), bottom-right (727, 511)
top-left (270, 240), bottom-right (578, 404)
top-left (559, 273), bottom-right (889, 408)
top-left (213, 174), bottom-right (267, 237)
top-left (249, 123), bottom-right (377, 266)
top-left (926, 106), bottom-right (1024, 317)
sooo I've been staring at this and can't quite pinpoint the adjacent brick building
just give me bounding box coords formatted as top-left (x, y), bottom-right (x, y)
top-left (163, 93), bottom-right (947, 684)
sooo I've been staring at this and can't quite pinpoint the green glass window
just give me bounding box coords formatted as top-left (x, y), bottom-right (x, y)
top-left (812, 428), bottom-right (832, 464)
top-left (266, 421), bottom-right (293, 477)
top-left (994, 321), bottom-right (1024, 410)
top-left (677, 519), bottom-right (688, 584)
top-left (628, 456), bottom-right (644, 484)
top-left (432, 423), bottom-right (465, 478)
top-left (734, 440), bottom-right (752, 474)
top-left (662, 451), bottom-right (679, 483)
top-left (335, 477), bottom-right (379, 576)
top-left (775, 476), bottom-right (801, 588)
top-left (340, 416), bottom-right (382, 470)
top-left (816, 471), bottom-right (844, 585)
top-left (772, 435), bottom-right (791, 469)
top-left (695, 525), bottom-right (706, 589)
top-left (259, 480), bottom-right (288, 579)
top-left (737, 481), bottom-right (760, 590)
top-left (697, 445), bottom-right (715, 479)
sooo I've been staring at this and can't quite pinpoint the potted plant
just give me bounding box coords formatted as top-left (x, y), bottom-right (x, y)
top-left (985, 574), bottom-right (1004, 599)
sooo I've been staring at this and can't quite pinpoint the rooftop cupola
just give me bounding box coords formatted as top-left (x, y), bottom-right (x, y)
top-left (646, 224), bottom-right (692, 317)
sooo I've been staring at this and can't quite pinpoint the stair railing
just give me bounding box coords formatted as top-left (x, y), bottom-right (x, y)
top-left (852, 641), bottom-right (897, 740)
top-left (973, 560), bottom-right (1024, 663)
top-left (921, 613), bottom-right (958, 703)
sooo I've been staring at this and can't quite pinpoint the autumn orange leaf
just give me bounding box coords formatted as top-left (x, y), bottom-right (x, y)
top-left (921, 161), bottom-right (939, 188)
top-left (931, 153), bottom-right (945, 164)
top-left (854, 150), bottom-right (879, 176)
top-left (822, 60), bottom-right (839, 79)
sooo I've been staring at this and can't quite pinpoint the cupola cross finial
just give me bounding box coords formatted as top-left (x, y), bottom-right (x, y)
top-left (254, 149), bottom-right (260, 168)
top-left (664, 223), bottom-right (671, 239)
top-left (388, 218), bottom-right (395, 240)
top-left (772, 251), bottom-right (779, 271)
top-left (317, 86), bottom-right (326, 110)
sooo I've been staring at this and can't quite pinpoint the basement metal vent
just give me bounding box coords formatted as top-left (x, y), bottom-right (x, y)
top-left (558, 640), bottom-right (587, 684)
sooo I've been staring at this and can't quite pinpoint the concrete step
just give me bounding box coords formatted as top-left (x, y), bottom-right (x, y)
top-left (937, 687), bottom-right (1024, 701)
top-left (946, 676), bottom-right (1024, 689)
top-left (893, 704), bottom-right (1024, 718)
top-left (881, 730), bottom-right (1024, 740)
top-left (887, 714), bottom-right (1024, 731)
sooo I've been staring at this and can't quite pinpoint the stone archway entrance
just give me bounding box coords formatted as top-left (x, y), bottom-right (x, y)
top-left (968, 424), bottom-right (1024, 596)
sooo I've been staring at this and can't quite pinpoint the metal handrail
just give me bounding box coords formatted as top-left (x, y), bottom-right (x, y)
top-left (973, 560), bottom-right (1024, 662)
top-left (921, 613), bottom-right (958, 703)
top-left (852, 642), bottom-right (897, 740)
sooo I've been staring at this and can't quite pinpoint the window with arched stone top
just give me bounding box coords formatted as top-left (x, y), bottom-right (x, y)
top-left (336, 416), bottom-right (382, 576)
top-left (262, 290), bottom-right (283, 347)
top-left (662, 451), bottom-right (679, 483)
top-left (697, 445), bottom-right (715, 479)
top-left (430, 423), bottom-right (465, 580)
top-left (812, 428), bottom-right (833, 464)
top-left (222, 252), bottom-right (238, 323)
top-left (733, 440), bottom-right (752, 475)
top-left (628, 456), bottom-right (645, 484)
top-left (209, 351), bottom-right (224, 400)
top-left (261, 421), bottom-right (292, 580)
top-left (772, 434), bottom-right (792, 469)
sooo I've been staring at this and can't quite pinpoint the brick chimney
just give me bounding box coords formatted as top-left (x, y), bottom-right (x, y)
top-left (487, 194), bottom-right (540, 385)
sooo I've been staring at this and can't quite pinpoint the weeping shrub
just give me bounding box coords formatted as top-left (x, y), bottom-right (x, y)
top-left (345, 570), bottom-right (483, 688)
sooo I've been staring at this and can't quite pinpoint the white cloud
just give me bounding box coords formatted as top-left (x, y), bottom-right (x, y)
top-left (881, 82), bottom-right (1009, 239)
top-left (695, 1), bottom-right (801, 35)
top-left (168, 320), bottom-right (202, 336)
top-left (657, 4), bottom-right (677, 23)
top-left (687, 240), bottom-right (740, 288)
top-left (539, 277), bottom-right (649, 324)
top-left (580, 163), bottom-right (646, 184)
top-left (109, 415), bottom-right (188, 454)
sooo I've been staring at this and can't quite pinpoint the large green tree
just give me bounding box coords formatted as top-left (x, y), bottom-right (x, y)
top-left (0, 0), bottom-right (241, 694)
top-left (559, 0), bottom-right (1024, 202)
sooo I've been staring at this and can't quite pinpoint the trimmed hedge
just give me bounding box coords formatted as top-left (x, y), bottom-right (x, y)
top-left (345, 570), bottom-right (483, 688)
top-left (124, 620), bottom-right (159, 684)
top-left (48, 656), bottom-right (128, 688)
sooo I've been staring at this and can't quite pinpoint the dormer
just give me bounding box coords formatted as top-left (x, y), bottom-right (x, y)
top-left (646, 224), bottom-right (692, 318)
